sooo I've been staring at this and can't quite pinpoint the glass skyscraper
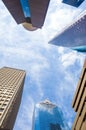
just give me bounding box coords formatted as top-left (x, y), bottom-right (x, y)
top-left (33, 100), bottom-right (69, 130)
top-left (62, 0), bottom-right (85, 7)
top-left (49, 11), bottom-right (86, 52)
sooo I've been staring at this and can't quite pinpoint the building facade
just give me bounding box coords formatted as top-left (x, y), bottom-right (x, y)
top-left (49, 11), bottom-right (86, 52)
top-left (62, 0), bottom-right (85, 7)
top-left (2, 0), bottom-right (50, 30)
top-left (0, 67), bottom-right (26, 130)
top-left (72, 60), bottom-right (86, 130)
top-left (33, 100), bottom-right (69, 130)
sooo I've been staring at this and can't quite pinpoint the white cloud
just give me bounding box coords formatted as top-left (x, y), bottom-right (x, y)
top-left (61, 51), bottom-right (85, 67)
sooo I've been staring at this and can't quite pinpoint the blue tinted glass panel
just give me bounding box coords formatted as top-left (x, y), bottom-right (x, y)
top-left (20, 0), bottom-right (31, 17)
top-left (72, 46), bottom-right (86, 52)
top-left (62, 0), bottom-right (85, 7)
top-left (33, 104), bottom-right (69, 130)
top-left (50, 123), bottom-right (62, 130)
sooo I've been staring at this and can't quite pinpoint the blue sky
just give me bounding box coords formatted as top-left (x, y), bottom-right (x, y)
top-left (0, 0), bottom-right (86, 130)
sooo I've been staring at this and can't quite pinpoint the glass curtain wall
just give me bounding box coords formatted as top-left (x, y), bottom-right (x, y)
top-left (20, 0), bottom-right (31, 18)
top-left (33, 102), bottom-right (69, 130)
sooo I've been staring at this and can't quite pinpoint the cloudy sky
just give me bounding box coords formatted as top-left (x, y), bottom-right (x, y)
top-left (0, 0), bottom-right (86, 130)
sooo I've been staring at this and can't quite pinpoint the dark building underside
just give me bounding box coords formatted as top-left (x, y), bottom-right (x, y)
top-left (2, 0), bottom-right (50, 28)
top-left (2, 0), bottom-right (25, 24)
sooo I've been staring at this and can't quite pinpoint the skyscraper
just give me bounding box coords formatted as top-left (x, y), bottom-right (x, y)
top-left (49, 11), bottom-right (86, 52)
top-left (72, 59), bottom-right (86, 130)
top-left (2, 0), bottom-right (50, 30)
top-left (62, 0), bottom-right (85, 7)
top-left (33, 100), bottom-right (69, 130)
top-left (0, 67), bottom-right (26, 130)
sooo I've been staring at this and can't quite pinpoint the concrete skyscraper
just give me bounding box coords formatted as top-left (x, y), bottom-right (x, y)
top-left (72, 59), bottom-right (86, 130)
top-left (33, 100), bottom-right (69, 130)
top-left (2, 0), bottom-right (50, 31)
top-left (49, 11), bottom-right (86, 52)
top-left (0, 67), bottom-right (26, 130)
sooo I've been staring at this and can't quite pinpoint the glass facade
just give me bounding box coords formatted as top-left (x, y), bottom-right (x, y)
top-left (20, 0), bottom-right (31, 17)
top-left (62, 0), bottom-right (85, 7)
top-left (72, 46), bottom-right (86, 52)
top-left (49, 11), bottom-right (86, 52)
top-left (33, 101), bottom-right (69, 130)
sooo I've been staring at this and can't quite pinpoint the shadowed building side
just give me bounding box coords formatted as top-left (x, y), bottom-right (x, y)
top-left (49, 11), bottom-right (86, 52)
top-left (0, 67), bottom-right (26, 130)
top-left (72, 59), bottom-right (86, 130)
top-left (29, 0), bottom-right (50, 28)
top-left (2, 0), bottom-right (25, 24)
top-left (0, 128), bottom-right (9, 130)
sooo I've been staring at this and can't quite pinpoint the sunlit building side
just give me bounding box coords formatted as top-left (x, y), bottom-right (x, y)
top-left (62, 0), bottom-right (85, 7)
top-left (72, 59), bottom-right (86, 130)
top-left (33, 100), bottom-right (69, 130)
top-left (49, 11), bottom-right (86, 52)
top-left (2, 0), bottom-right (50, 31)
top-left (0, 67), bottom-right (26, 130)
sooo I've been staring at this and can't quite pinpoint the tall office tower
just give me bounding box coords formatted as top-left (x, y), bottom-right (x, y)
top-left (2, 0), bottom-right (50, 31)
top-left (62, 0), bottom-right (85, 7)
top-left (0, 67), bottom-right (26, 130)
top-left (49, 11), bottom-right (86, 52)
top-left (33, 100), bottom-right (69, 130)
top-left (72, 59), bottom-right (86, 130)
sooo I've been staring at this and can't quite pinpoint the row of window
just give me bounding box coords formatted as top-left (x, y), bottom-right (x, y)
top-left (0, 73), bottom-right (23, 85)
top-left (0, 68), bottom-right (24, 117)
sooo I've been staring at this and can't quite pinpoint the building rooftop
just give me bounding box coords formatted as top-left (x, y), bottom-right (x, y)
top-left (2, 67), bottom-right (26, 73)
top-left (39, 100), bottom-right (56, 108)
